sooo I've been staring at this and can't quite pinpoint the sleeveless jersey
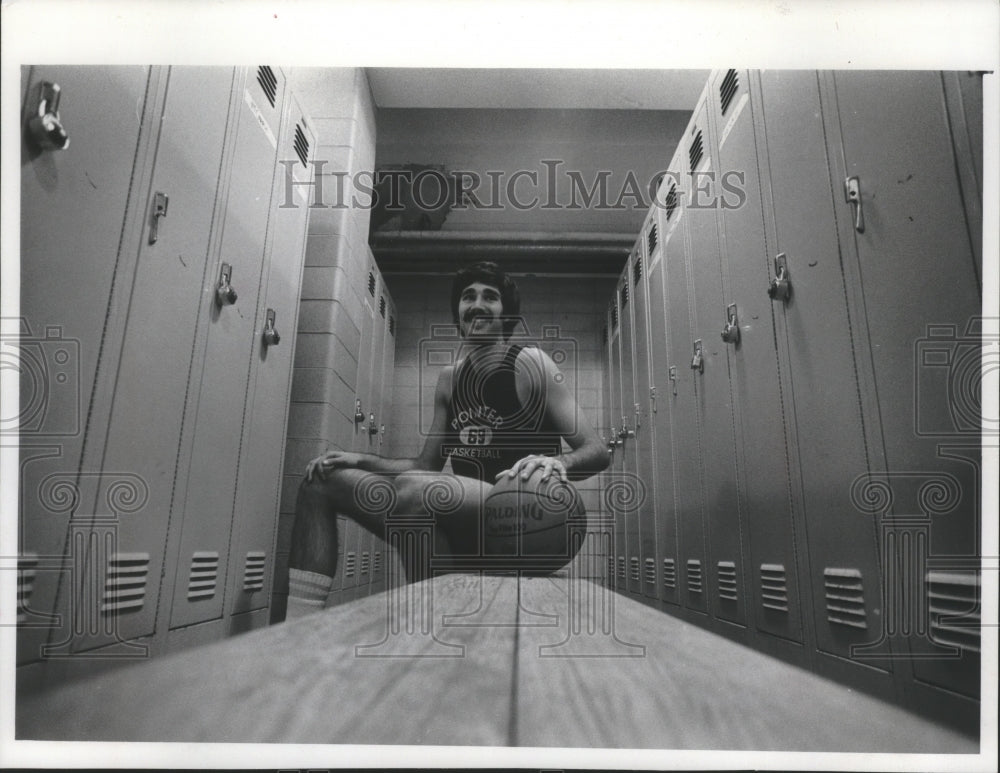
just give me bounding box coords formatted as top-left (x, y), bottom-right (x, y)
top-left (444, 344), bottom-right (562, 481)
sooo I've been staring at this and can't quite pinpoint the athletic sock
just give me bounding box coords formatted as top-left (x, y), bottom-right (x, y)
top-left (285, 568), bottom-right (333, 621)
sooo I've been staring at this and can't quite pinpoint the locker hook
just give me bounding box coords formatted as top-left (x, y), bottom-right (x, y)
top-left (215, 263), bottom-right (238, 307)
top-left (767, 253), bottom-right (791, 303)
top-left (845, 176), bottom-right (865, 233)
top-left (721, 303), bottom-right (740, 345)
top-left (27, 81), bottom-right (70, 151)
top-left (691, 340), bottom-right (704, 373)
top-left (262, 308), bottom-right (281, 347)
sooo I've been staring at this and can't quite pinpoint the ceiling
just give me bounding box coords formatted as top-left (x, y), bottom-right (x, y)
top-left (366, 68), bottom-right (710, 111)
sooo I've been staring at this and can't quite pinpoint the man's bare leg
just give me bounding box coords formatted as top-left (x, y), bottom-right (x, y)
top-left (284, 468), bottom-right (491, 620)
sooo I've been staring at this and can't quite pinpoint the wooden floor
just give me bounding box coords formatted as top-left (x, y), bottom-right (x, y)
top-left (17, 573), bottom-right (979, 751)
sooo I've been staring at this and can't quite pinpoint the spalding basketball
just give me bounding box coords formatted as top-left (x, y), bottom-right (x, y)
top-left (482, 467), bottom-right (586, 573)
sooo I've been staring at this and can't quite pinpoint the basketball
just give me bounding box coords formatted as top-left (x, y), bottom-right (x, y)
top-left (482, 467), bottom-right (586, 572)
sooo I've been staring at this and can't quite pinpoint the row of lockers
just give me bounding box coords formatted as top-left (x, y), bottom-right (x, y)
top-left (17, 65), bottom-right (315, 671)
top-left (600, 69), bottom-right (983, 731)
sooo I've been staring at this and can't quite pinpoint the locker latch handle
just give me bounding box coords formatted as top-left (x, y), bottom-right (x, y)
top-left (379, 424), bottom-right (386, 446)
top-left (215, 263), bottom-right (238, 307)
top-left (368, 412), bottom-right (379, 436)
top-left (668, 366), bottom-right (678, 394)
top-left (845, 176), bottom-right (865, 233)
top-left (354, 399), bottom-right (365, 424)
top-left (691, 340), bottom-right (704, 373)
top-left (27, 81), bottom-right (70, 151)
top-left (262, 308), bottom-right (281, 347)
top-left (721, 303), bottom-right (740, 345)
top-left (618, 416), bottom-right (635, 440)
top-left (634, 403), bottom-right (641, 431)
top-left (767, 253), bottom-right (791, 303)
top-left (149, 192), bottom-right (169, 245)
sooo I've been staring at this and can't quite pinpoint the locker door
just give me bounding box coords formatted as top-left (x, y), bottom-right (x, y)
top-left (228, 89), bottom-right (316, 619)
top-left (16, 65), bottom-right (154, 664)
top-left (599, 311), bottom-right (614, 587)
top-left (646, 196), bottom-right (680, 607)
top-left (709, 68), bottom-right (802, 644)
top-left (685, 99), bottom-right (747, 627)
top-left (827, 71), bottom-right (981, 698)
top-left (617, 263), bottom-right (641, 596)
top-left (632, 227), bottom-right (659, 599)
top-left (607, 298), bottom-right (626, 591)
top-left (169, 65), bottom-right (284, 629)
top-left (75, 67), bottom-right (236, 650)
top-left (757, 70), bottom-right (890, 672)
top-left (370, 295), bottom-right (397, 590)
top-left (663, 152), bottom-right (708, 615)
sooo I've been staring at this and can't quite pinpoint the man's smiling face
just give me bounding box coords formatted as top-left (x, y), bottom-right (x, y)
top-left (458, 281), bottom-right (505, 341)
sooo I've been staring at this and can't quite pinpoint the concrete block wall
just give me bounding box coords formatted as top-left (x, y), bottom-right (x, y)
top-left (271, 68), bottom-right (377, 622)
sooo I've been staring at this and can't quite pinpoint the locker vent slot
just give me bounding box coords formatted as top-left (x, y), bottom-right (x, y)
top-left (687, 559), bottom-right (703, 594)
top-left (256, 66), bottom-right (278, 108)
top-left (294, 122), bottom-right (310, 167)
top-left (17, 555), bottom-right (39, 625)
top-left (388, 315), bottom-right (396, 337)
top-left (367, 271), bottom-right (376, 297)
top-left (760, 563), bottom-right (789, 612)
top-left (646, 223), bottom-right (658, 259)
top-left (689, 130), bottom-right (704, 173)
top-left (644, 558), bottom-right (656, 586)
top-left (617, 556), bottom-right (626, 581)
top-left (620, 282), bottom-right (629, 307)
top-left (630, 557), bottom-right (640, 583)
top-left (344, 551), bottom-right (357, 578)
top-left (607, 557), bottom-right (615, 582)
top-left (663, 558), bottom-right (677, 589)
top-left (101, 552), bottom-right (150, 613)
top-left (927, 571), bottom-right (980, 652)
top-left (823, 567), bottom-right (867, 629)
top-left (186, 551), bottom-right (219, 601)
top-left (718, 561), bottom-right (738, 602)
top-left (374, 551), bottom-right (383, 574)
top-left (611, 303), bottom-right (619, 330)
top-left (665, 183), bottom-right (678, 221)
top-left (720, 69), bottom-right (739, 115)
top-left (379, 295), bottom-right (386, 318)
top-left (243, 551), bottom-right (266, 593)
top-left (633, 252), bottom-right (643, 285)
top-left (361, 552), bottom-right (371, 576)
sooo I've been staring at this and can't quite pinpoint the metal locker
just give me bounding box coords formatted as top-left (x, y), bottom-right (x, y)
top-left (631, 225), bottom-right (660, 599)
top-left (599, 310), bottom-right (614, 587)
top-left (227, 86), bottom-right (317, 620)
top-left (824, 71), bottom-right (981, 702)
top-left (618, 251), bottom-right (643, 597)
top-left (663, 142), bottom-right (709, 616)
top-left (756, 70), bottom-right (891, 672)
top-left (370, 290), bottom-right (397, 591)
top-left (66, 67), bottom-right (238, 652)
top-left (684, 95), bottom-right (747, 627)
top-left (16, 65), bottom-right (155, 664)
top-left (168, 65), bottom-right (285, 629)
top-left (607, 296), bottom-right (626, 592)
top-left (645, 190), bottom-right (680, 607)
top-left (708, 68), bottom-right (802, 644)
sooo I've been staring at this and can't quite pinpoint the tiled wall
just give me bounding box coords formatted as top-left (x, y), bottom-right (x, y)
top-left (382, 272), bottom-right (617, 517)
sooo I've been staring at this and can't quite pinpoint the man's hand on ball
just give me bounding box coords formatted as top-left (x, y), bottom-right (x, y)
top-left (498, 455), bottom-right (569, 484)
top-left (305, 451), bottom-right (362, 481)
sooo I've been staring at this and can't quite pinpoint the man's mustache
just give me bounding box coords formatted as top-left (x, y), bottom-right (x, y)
top-left (463, 310), bottom-right (495, 323)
